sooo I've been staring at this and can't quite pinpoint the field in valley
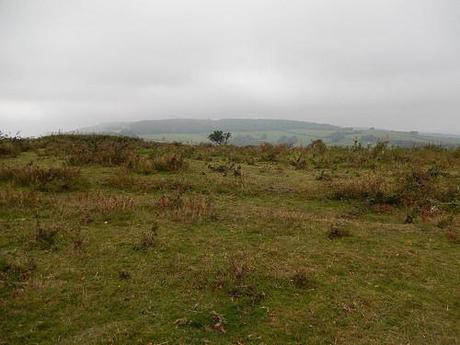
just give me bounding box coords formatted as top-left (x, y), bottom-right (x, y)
top-left (0, 134), bottom-right (459, 344)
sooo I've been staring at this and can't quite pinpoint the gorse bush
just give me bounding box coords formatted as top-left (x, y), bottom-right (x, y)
top-left (326, 165), bottom-right (459, 214)
top-left (395, 167), bottom-right (459, 211)
top-left (0, 163), bottom-right (80, 191)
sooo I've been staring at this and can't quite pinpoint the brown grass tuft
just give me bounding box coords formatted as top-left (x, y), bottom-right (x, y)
top-left (0, 189), bottom-right (41, 208)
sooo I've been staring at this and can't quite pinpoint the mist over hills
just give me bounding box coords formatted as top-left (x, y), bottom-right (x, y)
top-left (78, 119), bottom-right (460, 147)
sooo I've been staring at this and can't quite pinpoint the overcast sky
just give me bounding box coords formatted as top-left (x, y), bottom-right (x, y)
top-left (1, 0), bottom-right (459, 136)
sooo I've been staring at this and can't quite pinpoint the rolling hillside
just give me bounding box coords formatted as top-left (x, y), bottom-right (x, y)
top-left (78, 119), bottom-right (460, 147)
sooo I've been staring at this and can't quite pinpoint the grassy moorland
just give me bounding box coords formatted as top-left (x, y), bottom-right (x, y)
top-left (0, 134), bottom-right (459, 344)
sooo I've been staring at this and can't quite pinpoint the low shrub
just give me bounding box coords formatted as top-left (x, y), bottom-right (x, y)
top-left (0, 255), bottom-right (36, 288)
top-left (211, 254), bottom-right (265, 305)
top-left (291, 268), bottom-right (315, 289)
top-left (71, 192), bottom-right (136, 217)
top-left (0, 163), bottom-right (80, 191)
top-left (155, 191), bottom-right (215, 223)
top-left (394, 167), bottom-right (459, 212)
top-left (0, 189), bottom-right (41, 209)
top-left (327, 175), bottom-right (396, 205)
top-left (0, 131), bottom-right (31, 158)
top-left (65, 136), bottom-right (141, 167)
top-left (152, 154), bottom-right (187, 172)
top-left (34, 216), bottom-right (60, 249)
top-left (134, 223), bottom-right (159, 251)
top-left (327, 222), bottom-right (351, 239)
top-left (124, 155), bottom-right (155, 174)
top-left (207, 162), bottom-right (242, 176)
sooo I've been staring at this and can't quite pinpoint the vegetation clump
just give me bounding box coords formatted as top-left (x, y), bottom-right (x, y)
top-left (34, 215), bottom-right (60, 249)
top-left (208, 130), bottom-right (232, 145)
top-left (327, 222), bottom-right (351, 239)
top-left (134, 223), bottom-right (159, 251)
top-left (291, 268), bottom-right (316, 289)
top-left (0, 255), bottom-right (36, 289)
top-left (0, 131), bottom-right (31, 158)
top-left (0, 163), bottom-right (80, 191)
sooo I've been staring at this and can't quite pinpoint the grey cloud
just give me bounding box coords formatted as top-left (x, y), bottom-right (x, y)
top-left (0, 0), bottom-right (459, 136)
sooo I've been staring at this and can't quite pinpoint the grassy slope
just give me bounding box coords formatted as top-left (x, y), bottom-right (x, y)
top-left (0, 139), bottom-right (459, 344)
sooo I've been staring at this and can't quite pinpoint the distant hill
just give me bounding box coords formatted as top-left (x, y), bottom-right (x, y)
top-left (77, 119), bottom-right (460, 147)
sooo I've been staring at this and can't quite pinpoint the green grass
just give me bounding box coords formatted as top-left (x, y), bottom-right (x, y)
top-left (0, 135), bottom-right (459, 344)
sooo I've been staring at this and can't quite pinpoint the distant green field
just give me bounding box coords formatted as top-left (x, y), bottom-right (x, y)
top-left (140, 128), bottom-right (460, 147)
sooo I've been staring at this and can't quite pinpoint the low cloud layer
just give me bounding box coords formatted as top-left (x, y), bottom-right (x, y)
top-left (1, 0), bottom-right (459, 136)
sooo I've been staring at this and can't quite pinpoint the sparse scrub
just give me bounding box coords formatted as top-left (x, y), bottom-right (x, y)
top-left (177, 196), bottom-right (215, 223)
top-left (0, 131), bottom-right (31, 158)
top-left (67, 140), bottom-right (134, 166)
top-left (72, 192), bottom-right (136, 217)
top-left (315, 170), bottom-right (332, 181)
top-left (0, 189), bottom-right (41, 209)
top-left (55, 191), bottom-right (137, 224)
top-left (327, 174), bottom-right (395, 205)
top-left (103, 168), bottom-right (141, 190)
top-left (134, 223), bottom-right (159, 250)
top-left (71, 228), bottom-right (85, 252)
top-left (291, 268), bottom-right (315, 289)
top-left (290, 154), bottom-right (308, 170)
top-left (308, 139), bottom-right (327, 154)
top-left (0, 255), bottom-right (36, 288)
top-left (151, 153), bottom-right (187, 172)
top-left (436, 215), bottom-right (454, 229)
top-left (207, 162), bottom-right (242, 176)
top-left (156, 192), bottom-right (215, 223)
top-left (258, 143), bottom-right (287, 162)
top-left (445, 229), bottom-right (460, 244)
top-left (124, 154), bottom-right (155, 174)
top-left (34, 216), bottom-right (60, 249)
top-left (327, 222), bottom-right (351, 239)
top-left (0, 163), bottom-right (80, 191)
top-left (118, 270), bottom-right (131, 280)
top-left (212, 254), bottom-right (265, 305)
